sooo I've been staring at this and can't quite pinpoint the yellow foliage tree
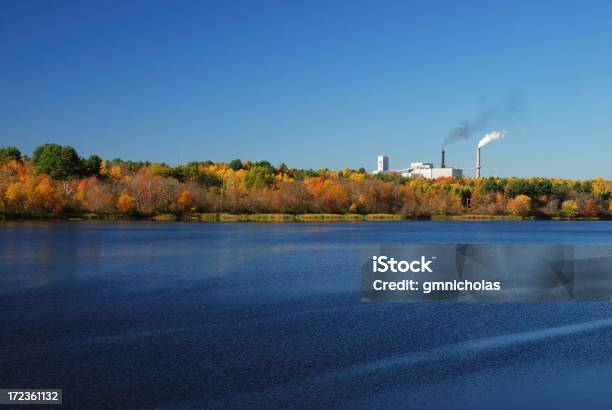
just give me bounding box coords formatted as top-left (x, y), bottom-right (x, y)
top-left (5, 182), bottom-right (22, 208)
top-left (592, 176), bottom-right (610, 199)
top-left (177, 190), bottom-right (193, 211)
top-left (110, 164), bottom-right (122, 178)
top-left (35, 176), bottom-right (56, 213)
top-left (561, 200), bottom-right (579, 218)
top-left (507, 194), bottom-right (532, 217)
top-left (117, 190), bottom-right (136, 214)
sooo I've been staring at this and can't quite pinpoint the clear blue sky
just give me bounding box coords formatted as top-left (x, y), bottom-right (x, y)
top-left (1, 0), bottom-right (611, 178)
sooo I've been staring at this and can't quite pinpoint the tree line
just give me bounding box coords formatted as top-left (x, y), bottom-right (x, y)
top-left (1, 144), bottom-right (611, 219)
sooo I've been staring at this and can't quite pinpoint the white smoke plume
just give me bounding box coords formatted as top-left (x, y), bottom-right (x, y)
top-left (477, 130), bottom-right (507, 149)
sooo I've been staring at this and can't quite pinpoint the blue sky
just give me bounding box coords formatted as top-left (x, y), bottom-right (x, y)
top-left (1, 0), bottom-right (611, 178)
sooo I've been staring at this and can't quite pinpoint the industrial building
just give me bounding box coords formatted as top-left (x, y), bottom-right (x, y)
top-left (373, 155), bottom-right (389, 174)
top-left (399, 162), bottom-right (463, 179)
top-left (373, 149), bottom-right (463, 179)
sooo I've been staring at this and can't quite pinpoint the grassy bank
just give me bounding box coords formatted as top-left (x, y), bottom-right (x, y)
top-left (430, 214), bottom-right (521, 220)
top-left (198, 213), bottom-right (400, 222)
top-left (2, 212), bottom-right (610, 222)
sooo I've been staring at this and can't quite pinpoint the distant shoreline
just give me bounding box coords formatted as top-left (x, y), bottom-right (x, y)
top-left (3, 145), bottom-right (612, 222)
top-left (2, 213), bottom-right (609, 223)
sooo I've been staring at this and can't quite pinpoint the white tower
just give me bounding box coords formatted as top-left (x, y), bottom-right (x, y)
top-left (377, 155), bottom-right (389, 173)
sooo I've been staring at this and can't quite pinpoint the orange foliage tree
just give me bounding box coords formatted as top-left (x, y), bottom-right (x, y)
top-left (117, 191), bottom-right (137, 214)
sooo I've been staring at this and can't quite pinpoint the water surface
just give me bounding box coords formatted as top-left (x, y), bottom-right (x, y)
top-left (1, 221), bottom-right (612, 409)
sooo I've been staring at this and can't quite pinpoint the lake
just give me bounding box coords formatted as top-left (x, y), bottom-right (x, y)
top-left (1, 221), bottom-right (612, 409)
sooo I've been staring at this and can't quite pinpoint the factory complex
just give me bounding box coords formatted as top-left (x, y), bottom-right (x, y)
top-left (372, 131), bottom-right (507, 179)
top-left (373, 149), bottom-right (463, 179)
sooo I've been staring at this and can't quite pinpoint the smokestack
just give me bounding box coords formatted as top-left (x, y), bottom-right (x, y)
top-left (476, 147), bottom-right (481, 178)
top-left (441, 149), bottom-right (446, 168)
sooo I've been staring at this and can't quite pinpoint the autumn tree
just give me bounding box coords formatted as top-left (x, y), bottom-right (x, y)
top-left (117, 190), bottom-right (137, 214)
top-left (76, 177), bottom-right (113, 213)
top-left (244, 166), bottom-right (275, 189)
top-left (4, 182), bottom-right (24, 214)
top-left (507, 194), bottom-right (532, 218)
top-left (561, 199), bottom-right (579, 218)
top-left (35, 175), bottom-right (59, 213)
top-left (592, 177), bottom-right (610, 200)
top-left (321, 181), bottom-right (350, 213)
top-left (277, 181), bottom-right (311, 213)
top-left (583, 198), bottom-right (599, 217)
top-left (177, 190), bottom-right (193, 212)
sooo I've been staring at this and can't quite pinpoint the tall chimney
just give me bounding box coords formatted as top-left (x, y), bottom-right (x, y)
top-left (476, 147), bottom-right (481, 178)
top-left (441, 149), bottom-right (446, 168)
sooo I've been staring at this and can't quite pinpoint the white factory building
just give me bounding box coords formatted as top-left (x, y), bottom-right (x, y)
top-left (398, 162), bottom-right (463, 179)
top-left (373, 152), bottom-right (463, 179)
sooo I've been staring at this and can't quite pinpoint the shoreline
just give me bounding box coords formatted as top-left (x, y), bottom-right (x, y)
top-left (1, 213), bottom-right (609, 222)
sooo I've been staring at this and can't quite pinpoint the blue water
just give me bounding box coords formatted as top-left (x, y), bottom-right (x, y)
top-left (1, 221), bottom-right (612, 409)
